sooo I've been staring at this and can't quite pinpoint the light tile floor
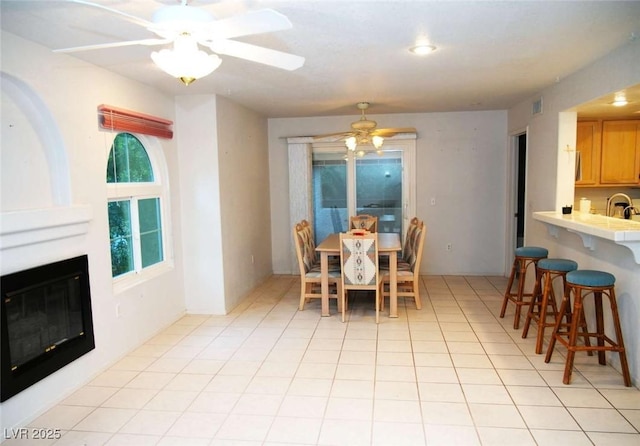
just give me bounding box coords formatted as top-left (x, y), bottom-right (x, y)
top-left (7, 275), bottom-right (640, 445)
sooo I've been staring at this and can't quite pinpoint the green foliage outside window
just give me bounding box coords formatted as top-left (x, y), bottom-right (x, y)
top-left (138, 198), bottom-right (163, 268)
top-left (107, 133), bottom-right (154, 183)
top-left (108, 201), bottom-right (133, 277)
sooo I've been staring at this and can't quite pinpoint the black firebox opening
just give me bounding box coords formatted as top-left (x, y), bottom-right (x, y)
top-left (1, 255), bottom-right (95, 402)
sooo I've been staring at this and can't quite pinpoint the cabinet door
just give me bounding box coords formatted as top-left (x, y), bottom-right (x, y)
top-left (575, 121), bottom-right (600, 186)
top-left (600, 120), bottom-right (640, 185)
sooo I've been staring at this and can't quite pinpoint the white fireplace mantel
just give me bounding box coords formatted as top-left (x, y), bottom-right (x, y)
top-left (0, 206), bottom-right (92, 251)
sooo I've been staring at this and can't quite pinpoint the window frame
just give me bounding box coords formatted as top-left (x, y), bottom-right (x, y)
top-left (106, 132), bottom-right (173, 293)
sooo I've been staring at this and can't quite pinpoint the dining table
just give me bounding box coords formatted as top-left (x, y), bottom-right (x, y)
top-left (315, 232), bottom-right (402, 318)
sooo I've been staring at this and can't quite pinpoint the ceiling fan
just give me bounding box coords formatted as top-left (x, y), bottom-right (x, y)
top-left (53, 0), bottom-right (305, 85)
top-left (315, 102), bottom-right (416, 155)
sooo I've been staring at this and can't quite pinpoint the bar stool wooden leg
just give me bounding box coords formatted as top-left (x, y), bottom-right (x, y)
top-left (499, 257), bottom-right (518, 319)
top-left (521, 268), bottom-right (544, 343)
top-left (526, 270), bottom-right (552, 354)
top-left (594, 291), bottom-right (606, 365)
top-left (608, 288), bottom-right (632, 387)
top-left (512, 258), bottom-right (528, 329)
top-left (562, 289), bottom-right (583, 384)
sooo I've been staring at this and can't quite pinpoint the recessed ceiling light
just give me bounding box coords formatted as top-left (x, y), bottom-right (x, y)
top-left (409, 44), bottom-right (436, 55)
top-left (611, 92), bottom-right (628, 106)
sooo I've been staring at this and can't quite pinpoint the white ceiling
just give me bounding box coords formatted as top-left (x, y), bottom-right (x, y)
top-left (1, 0), bottom-right (639, 119)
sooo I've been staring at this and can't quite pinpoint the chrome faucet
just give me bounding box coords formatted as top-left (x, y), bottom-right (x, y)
top-left (606, 193), bottom-right (633, 217)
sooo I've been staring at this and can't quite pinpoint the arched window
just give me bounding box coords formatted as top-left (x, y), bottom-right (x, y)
top-left (106, 133), bottom-right (165, 278)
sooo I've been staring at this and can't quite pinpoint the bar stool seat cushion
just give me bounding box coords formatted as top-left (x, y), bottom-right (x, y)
top-left (567, 270), bottom-right (615, 287)
top-left (538, 258), bottom-right (578, 272)
top-left (515, 246), bottom-right (548, 258)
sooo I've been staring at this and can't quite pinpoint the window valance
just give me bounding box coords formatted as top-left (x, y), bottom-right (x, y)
top-left (98, 104), bottom-right (173, 139)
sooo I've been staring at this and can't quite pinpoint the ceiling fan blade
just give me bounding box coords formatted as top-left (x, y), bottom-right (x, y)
top-left (206, 39), bottom-right (304, 71)
top-left (53, 38), bottom-right (170, 53)
top-left (207, 9), bottom-right (293, 39)
top-left (67, 0), bottom-right (153, 28)
top-left (372, 127), bottom-right (417, 137)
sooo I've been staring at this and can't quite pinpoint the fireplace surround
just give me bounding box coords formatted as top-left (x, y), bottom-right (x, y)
top-left (1, 255), bottom-right (95, 402)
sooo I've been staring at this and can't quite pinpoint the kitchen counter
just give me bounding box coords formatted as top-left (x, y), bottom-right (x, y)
top-left (533, 211), bottom-right (640, 263)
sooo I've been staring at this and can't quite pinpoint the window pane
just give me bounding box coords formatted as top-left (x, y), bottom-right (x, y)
top-left (107, 133), bottom-right (154, 183)
top-left (138, 198), bottom-right (163, 268)
top-left (312, 153), bottom-right (347, 243)
top-left (108, 200), bottom-right (134, 277)
top-left (355, 153), bottom-right (403, 234)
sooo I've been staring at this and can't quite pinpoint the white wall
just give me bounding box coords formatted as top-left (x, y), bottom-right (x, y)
top-left (216, 96), bottom-right (273, 310)
top-left (176, 95), bottom-right (272, 314)
top-left (508, 40), bottom-right (640, 385)
top-left (1, 32), bottom-right (186, 430)
top-left (176, 94), bottom-right (226, 314)
top-left (268, 110), bottom-right (508, 276)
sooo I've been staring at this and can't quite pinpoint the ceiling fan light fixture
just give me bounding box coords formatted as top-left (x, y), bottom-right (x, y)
top-left (151, 33), bottom-right (221, 85)
top-left (345, 136), bottom-right (357, 151)
top-left (372, 135), bottom-right (384, 149)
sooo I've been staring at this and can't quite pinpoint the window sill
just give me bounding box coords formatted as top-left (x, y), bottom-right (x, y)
top-left (112, 261), bottom-right (174, 295)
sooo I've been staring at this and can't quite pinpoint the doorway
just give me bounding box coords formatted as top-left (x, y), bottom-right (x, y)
top-left (515, 132), bottom-right (527, 249)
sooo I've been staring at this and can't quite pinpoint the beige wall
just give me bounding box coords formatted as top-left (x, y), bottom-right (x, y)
top-left (176, 94), bottom-right (225, 313)
top-left (216, 96), bottom-right (273, 311)
top-left (176, 97), bottom-right (273, 314)
top-left (508, 40), bottom-right (640, 386)
top-left (268, 110), bottom-right (509, 276)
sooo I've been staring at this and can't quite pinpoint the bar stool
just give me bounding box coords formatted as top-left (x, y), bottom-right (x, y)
top-left (521, 258), bottom-right (577, 354)
top-left (500, 246), bottom-right (548, 329)
top-left (545, 270), bottom-right (632, 386)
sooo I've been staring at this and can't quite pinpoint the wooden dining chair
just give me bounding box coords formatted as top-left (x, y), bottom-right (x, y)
top-left (381, 216), bottom-right (419, 272)
top-left (402, 217), bottom-right (420, 264)
top-left (339, 232), bottom-right (383, 323)
top-left (293, 222), bottom-right (342, 311)
top-left (381, 219), bottom-right (426, 310)
top-left (349, 214), bottom-right (378, 232)
top-left (300, 219), bottom-right (316, 255)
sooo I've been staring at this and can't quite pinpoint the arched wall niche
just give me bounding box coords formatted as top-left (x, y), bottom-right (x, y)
top-left (1, 71), bottom-right (71, 207)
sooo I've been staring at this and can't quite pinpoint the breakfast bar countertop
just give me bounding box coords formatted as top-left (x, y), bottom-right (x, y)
top-left (533, 211), bottom-right (640, 263)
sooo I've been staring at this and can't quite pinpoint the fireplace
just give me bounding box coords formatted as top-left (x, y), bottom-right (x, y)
top-left (1, 255), bottom-right (95, 402)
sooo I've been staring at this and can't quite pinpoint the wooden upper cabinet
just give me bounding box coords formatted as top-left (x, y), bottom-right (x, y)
top-left (575, 121), bottom-right (601, 186)
top-left (600, 120), bottom-right (640, 185)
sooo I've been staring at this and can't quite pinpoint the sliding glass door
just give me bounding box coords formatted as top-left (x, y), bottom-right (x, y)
top-left (312, 138), bottom-right (416, 244)
top-left (355, 152), bottom-right (403, 234)
top-left (312, 152), bottom-right (347, 243)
